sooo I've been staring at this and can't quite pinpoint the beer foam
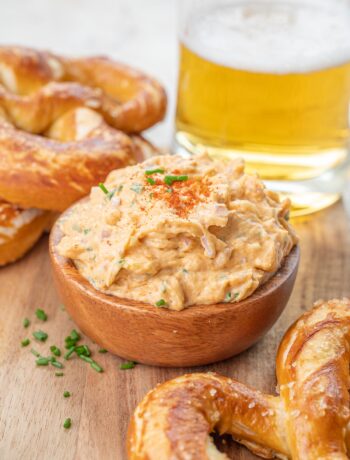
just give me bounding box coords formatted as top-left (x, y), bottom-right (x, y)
top-left (181, 1), bottom-right (350, 74)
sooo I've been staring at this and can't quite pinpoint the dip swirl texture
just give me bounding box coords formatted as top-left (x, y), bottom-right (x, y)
top-left (57, 154), bottom-right (297, 310)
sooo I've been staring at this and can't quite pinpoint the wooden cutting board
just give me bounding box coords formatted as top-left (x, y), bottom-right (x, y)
top-left (0, 201), bottom-right (349, 460)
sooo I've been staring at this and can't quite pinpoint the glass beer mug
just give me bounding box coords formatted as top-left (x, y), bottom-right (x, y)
top-left (174, 0), bottom-right (350, 215)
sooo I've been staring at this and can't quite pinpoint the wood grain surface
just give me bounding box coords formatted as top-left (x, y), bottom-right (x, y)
top-left (0, 201), bottom-right (349, 460)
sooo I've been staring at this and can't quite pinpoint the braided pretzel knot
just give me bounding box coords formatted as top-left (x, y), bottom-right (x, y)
top-left (128, 298), bottom-right (350, 459)
top-left (0, 46), bottom-right (165, 211)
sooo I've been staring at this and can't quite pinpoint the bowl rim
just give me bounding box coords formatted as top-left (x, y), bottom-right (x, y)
top-left (50, 203), bottom-right (300, 319)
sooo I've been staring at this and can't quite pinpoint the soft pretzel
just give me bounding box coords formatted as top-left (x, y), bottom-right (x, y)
top-left (0, 46), bottom-right (166, 133)
top-left (0, 199), bottom-right (52, 266)
top-left (0, 46), bottom-right (164, 263)
top-left (0, 107), bottom-right (156, 211)
top-left (128, 298), bottom-right (350, 459)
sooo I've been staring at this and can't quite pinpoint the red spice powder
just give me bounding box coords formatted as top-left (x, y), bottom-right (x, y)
top-left (146, 177), bottom-right (211, 218)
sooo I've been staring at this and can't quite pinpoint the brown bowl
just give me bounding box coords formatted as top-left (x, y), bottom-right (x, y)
top-left (49, 211), bottom-right (299, 367)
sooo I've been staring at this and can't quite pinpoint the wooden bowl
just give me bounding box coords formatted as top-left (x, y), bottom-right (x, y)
top-left (49, 212), bottom-right (299, 367)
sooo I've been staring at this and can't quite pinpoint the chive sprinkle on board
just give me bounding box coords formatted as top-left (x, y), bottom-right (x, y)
top-left (23, 318), bottom-right (30, 328)
top-left (55, 372), bottom-right (64, 377)
top-left (63, 418), bottom-right (72, 429)
top-left (63, 391), bottom-right (71, 398)
top-left (36, 357), bottom-right (50, 366)
top-left (32, 330), bottom-right (48, 342)
top-left (98, 349), bottom-right (108, 354)
top-left (120, 361), bottom-right (136, 370)
top-left (21, 338), bottom-right (30, 347)
top-left (35, 309), bottom-right (47, 321)
top-left (50, 345), bottom-right (61, 357)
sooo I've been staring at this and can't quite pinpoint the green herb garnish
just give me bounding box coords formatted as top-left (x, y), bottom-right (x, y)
top-left (21, 338), bottom-right (30, 347)
top-left (63, 418), bottom-right (72, 429)
top-left (98, 183), bottom-right (109, 195)
top-left (50, 345), bottom-right (61, 357)
top-left (55, 372), bottom-right (64, 377)
top-left (91, 362), bottom-right (103, 373)
top-left (50, 359), bottom-right (64, 369)
top-left (64, 346), bottom-right (76, 360)
top-left (36, 357), bottom-right (50, 366)
top-left (155, 299), bottom-right (167, 307)
top-left (35, 309), bottom-right (47, 321)
top-left (33, 330), bottom-right (48, 342)
top-left (75, 345), bottom-right (91, 357)
top-left (23, 318), bottom-right (30, 328)
top-left (65, 330), bottom-right (80, 349)
top-left (145, 168), bottom-right (164, 175)
top-left (146, 177), bottom-right (156, 185)
top-left (164, 175), bottom-right (188, 186)
top-left (98, 349), bottom-right (108, 354)
top-left (120, 361), bottom-right (136, 370)
top-left (224, 292), bottom-right (232, 302)
top-left (63, 391), bottom-right (71, 398)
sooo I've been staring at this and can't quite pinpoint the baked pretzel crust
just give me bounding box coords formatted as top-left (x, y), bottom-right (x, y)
top-left (0, 46), bottom-right (166, 133)
top-left (128, 298), bottom-right (350, 459)
top-left (0, 199), bottom-right (52, 266)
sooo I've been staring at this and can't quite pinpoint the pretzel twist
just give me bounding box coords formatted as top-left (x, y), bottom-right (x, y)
top-left (128, 298), bottom-right (350, 459)
top-left (0, 46), bottom-right (165, 262)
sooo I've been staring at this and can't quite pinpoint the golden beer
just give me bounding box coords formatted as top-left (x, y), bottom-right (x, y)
top-left (175, 1), bottom-right (350, 215)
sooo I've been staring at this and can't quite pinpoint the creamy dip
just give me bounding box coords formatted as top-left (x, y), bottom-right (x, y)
top-left (57, 154), bottom-right (297, 311)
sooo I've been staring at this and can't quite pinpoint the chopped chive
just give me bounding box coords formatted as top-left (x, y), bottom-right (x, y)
top-left (182, 268), bottom-right (189, 274)
top-left (23, 318), bottom-right (30, 328)
top-left (166, 188), bottom-right (173, 193)
top-left (51, 360), bottom-right (64, 369)
top-left (120, 361), bottom-right (136, 370)
top-left (98, 349), bottom-right (108, 354)
top-left (83, 228), bottom-right (91, 235)
top-left (145, 168), bottom-right (164, 175)
top-left (155, 299), bottom-right (167, 307)
top-left (91, 362), bottom-right (104, 373)
top-left (79, 355), bottom-right (93, 364)
top-left (98, 182), bottom-right (109, 195)
top-left (21, 338), bottom-right (30, 347)
top-left (31, 348), bottom-right (40, 357)
top-left (130, 183), bottom-right (144, 194)
top-left (64, 346), bottom-right (76, 360)
top-left (36, 357), bottom-right (50, 366)
top-left (70, 329), bottom-right (80, 341)
top-left (63, 418), bottom-right (71, 429)
top-left (118, 259), bottom-right (125, 265)
top-left (35, 309), bottom-right (47, 321)
top-left (55, 372), bottom-right (64, 377)
top-left (63, 391), bottom-right (71, 398)
top-left (50, 345), bottom-right (61, 357)
top-left (117, 185), bottom-right (123, 192)
top-left (33, 330), bottom-right (48, 342)
top-left (75, 345), bottom-right (90, 357)
top-left (164, 175), bottom-right (188, 186)
top-left (224, 292), bottom-right (232, 302)
top-left (146, 177), bottom-right (156, 185)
